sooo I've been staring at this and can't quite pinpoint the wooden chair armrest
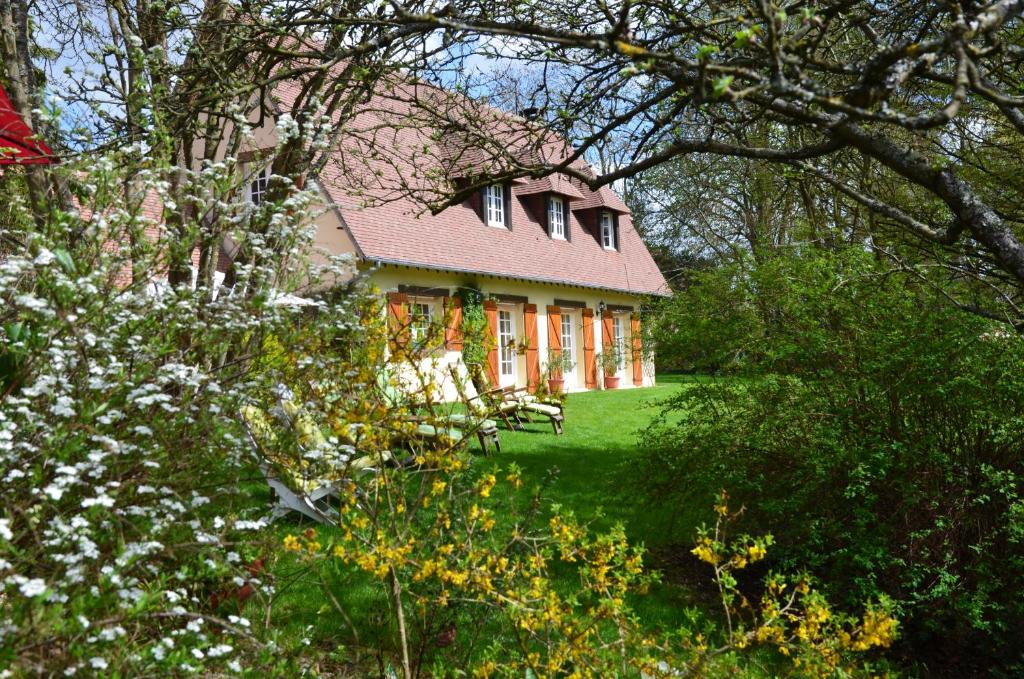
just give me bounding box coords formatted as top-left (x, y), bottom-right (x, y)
top-left (480, 386), bottom-right (508, 397)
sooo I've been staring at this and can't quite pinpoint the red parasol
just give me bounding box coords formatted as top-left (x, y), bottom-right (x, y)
top-left (0, 82), bottom-right (55, 164)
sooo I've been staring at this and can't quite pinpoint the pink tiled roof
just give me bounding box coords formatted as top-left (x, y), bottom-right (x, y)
top-left (273, 76), bottom-right (669, 297)
top-left (515, 175), bottom-right (584, 200)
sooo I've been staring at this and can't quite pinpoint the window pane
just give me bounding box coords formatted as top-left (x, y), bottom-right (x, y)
top-left (250, 167), bottom-right (270, 205)
top-left (613, 317), bottom-right (625, 368)
top-left (560, 314), bottom-right (573, 353)
top-left (498, 310), bottom-right (514, 376)
top-left (601, 212), bottom-right (613, 248)
top-left (549, 196), bottom-right (564, 238)
top-left (411, 303), bottom-right (432, 344)
top-left (487, 185), bottom-right (505, 226)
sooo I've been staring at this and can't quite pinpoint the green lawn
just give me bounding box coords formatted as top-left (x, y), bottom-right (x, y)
top-left (256, 374), bottom-right (720, 661)
top-left (474, 374), bottom-right (714, 627)
top-left (485, 374), bottom-right (693, 539)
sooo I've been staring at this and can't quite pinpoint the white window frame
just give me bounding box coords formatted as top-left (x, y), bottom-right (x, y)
top-left (410, 301), bottom-right (434, 346)
top-left (247, 165), bottom-right (271, 205)
top-left (486, 184), bottom-right (506, 228)
top-left (548, 195), bottom-right (566, 240)
top-left (497, 307), bottom-right (517, 386)
top-left (560, 312), bottom-right (576, 384)
top-left (600, 210), bottom-right (616, 250)
top-left (613, 315), bottom-right (626, 372)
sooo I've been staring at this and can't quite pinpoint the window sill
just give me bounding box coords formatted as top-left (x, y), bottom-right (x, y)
top-left (603, 245), bottom-right (618, 252)
top-left (487, 221), bottom-right (509, 229)
top-left (551, 234), bottom-right (567, 241)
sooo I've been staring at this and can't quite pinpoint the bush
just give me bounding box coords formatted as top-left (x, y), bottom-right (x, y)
top-left (0, 153), bottom-right (358, 674)
top-left (641, 248), bottom-right (1024, 672)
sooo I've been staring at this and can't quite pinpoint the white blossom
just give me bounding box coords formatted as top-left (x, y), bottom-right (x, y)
top-left (19, 578), bottom-right (47, 597)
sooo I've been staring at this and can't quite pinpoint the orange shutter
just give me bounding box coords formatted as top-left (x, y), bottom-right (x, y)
top-left (523, 303), bottom-right (540, 392)
top-left (582, 308), bottom-right (596, 388)
top-left (602, 310), bottom-right (614, 353)
top-left (631, 315), bottom-right (643, 386)
top-left (598, 311), bottom-right (614, 378)
top-left (483, 299), bottom-right (499, 387)
top-left (444, 296), bottom-right (463, 350)
top-left (387, 292), bottom-right (409, 355)
top-left (546, 306), bottom-right (562, 379)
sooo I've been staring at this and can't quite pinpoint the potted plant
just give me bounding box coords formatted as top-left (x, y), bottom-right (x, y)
top-left (598, 346), bottom-right (622, 389)
top-left (543, 348), bottom-right (575, 394)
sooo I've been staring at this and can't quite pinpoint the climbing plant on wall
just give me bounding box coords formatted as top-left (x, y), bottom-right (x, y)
top-left (457, 286), bottom-right (489, 372)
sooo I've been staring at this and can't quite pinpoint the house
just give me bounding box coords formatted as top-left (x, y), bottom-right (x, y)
top-left (232, 78), bottom-right (670, 394)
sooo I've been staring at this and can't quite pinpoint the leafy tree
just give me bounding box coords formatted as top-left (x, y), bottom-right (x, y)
top-left (339, 0), bottom-right (1024, 323)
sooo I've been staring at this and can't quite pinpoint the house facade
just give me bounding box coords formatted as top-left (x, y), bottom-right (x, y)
top-left (234, 80), bottom-right (669, 396)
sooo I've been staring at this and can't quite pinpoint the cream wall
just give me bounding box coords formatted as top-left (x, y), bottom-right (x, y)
top-left (370, 264), bottom-right (656, 401)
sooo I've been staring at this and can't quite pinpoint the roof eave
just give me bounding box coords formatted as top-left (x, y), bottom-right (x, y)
top-left (363, 256), bottom-right (671, 298)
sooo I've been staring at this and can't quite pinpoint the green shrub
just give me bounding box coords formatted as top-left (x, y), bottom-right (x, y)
top-left (641, 248), bottom-right (1024, 671)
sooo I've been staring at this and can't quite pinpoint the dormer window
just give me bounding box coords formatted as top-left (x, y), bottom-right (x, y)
top-left (548, 195), bottom-right (566, 240)
top-left (485, 184), bottom-right (506, 228)
top-left (600, 210), bottom-right (617, 250)
top-left (247, 166), bottom-right (271, 205)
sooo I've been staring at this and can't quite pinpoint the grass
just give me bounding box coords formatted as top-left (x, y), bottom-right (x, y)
top-left (252, 374), bottom-right (720, 664)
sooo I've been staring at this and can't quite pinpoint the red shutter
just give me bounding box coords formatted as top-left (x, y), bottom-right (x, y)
top-left (631, 315), bottom-right (643, 386)
top-left (387, 292), bottom-right (409, 355)
top-left (445, 296), bottom-right (463, 350)
top-left (582, 308), bottom-right (596, 389)
top-left (546, 305), bottom-right (562, 379)
top-left (483, 299), bottom-right (499, 387)
top-left (524, 303), bottom-right (540, 392)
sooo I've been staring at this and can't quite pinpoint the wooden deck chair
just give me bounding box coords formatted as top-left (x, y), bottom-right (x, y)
top-left (240, 404), bottom-right (388, 523)
top-left (374, 368), bottom-right (475, 452)
top-left (449, 362), bottom-right (564, 435)
top-left (240, 405), bottom-right (341, 524)
top-left (277, 399), bottom-right (397, 470)
top-left (429, 365), bottom-right (501, 454)
top-left (448, 362), bottom-right (521, 432)
top-left (468, 366), bottom-right (565, 435)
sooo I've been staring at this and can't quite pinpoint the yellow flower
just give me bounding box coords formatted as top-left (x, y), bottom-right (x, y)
top-left (283, 534), bottom-right (301, 552)
top-left (691, 537), bottom-right (719, 565)
top-left (431, 479), bottom-right (447, 496)
top-left (853, 609), bottom-right (898, 650)
top-left (478, 474), bottom-right (496, 498)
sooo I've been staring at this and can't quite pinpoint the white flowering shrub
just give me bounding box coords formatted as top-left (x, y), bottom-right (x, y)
top-left (0, 152), bottom-right (360, 675)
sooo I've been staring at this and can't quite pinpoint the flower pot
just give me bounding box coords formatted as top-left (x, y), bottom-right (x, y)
top-left (547, 378), bottom-right (564, 394)
top-left (603, 375), bottom-right (620, 389)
